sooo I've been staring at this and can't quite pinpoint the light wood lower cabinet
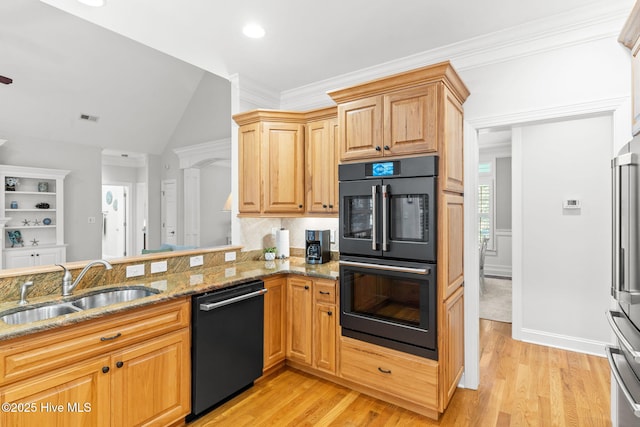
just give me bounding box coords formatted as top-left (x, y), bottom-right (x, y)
top-left (0, 298), bottom-right (191, 426)
top-left (285, 277), bottom-right (338, 375)
top-left (263, 275), bottom-right (287, 371)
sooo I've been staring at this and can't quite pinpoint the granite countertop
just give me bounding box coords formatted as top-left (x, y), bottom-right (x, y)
top-left (0, 257), bottom-right (339, 341)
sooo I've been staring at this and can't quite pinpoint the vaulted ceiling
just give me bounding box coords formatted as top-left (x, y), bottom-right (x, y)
top-left (0, 0), bottom-right (632, 155)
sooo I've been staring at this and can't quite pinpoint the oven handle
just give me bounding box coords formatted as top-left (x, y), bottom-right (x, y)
top-left (606, 310), bottom-right (640, 363)
top-left (382, 184), bottom-right (389, 251)
top-left (606, 346), bottom-right (640, 417)
top-left (199, 288), bottom-right (267, 311)
top-left (339, 260), bottom-right (430, 275)
top-left (371, 185), bottom-right (378, 251)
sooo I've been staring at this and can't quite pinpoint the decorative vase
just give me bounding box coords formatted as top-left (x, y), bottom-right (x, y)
top-left (10, 201), bottom-right (17, 209)
top-left (38, 182), bottom-right (48, 192)
top-left (264, 252), bottom-right (276, 261)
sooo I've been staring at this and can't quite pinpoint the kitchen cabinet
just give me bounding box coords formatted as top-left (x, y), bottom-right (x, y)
top-left (263, 275), bottom-right (287, 372)
top-left (4, 246), bottom-right (65, 269)
top-left (234, 111), bottom-right (305, 215)
top-left (0, 164), bottom-right (68, 269)
top-left (286, 277), bottom-right (338, 374)
top-left (441, 286), bottom-right (464, 411)
top-left (0, 298), bottom-right (191, 426)
top-left (286, 276), bottom-right (313, 365)
top-left (329, 61), bottom-right (469, 167)
top-left (305, 107), bottom-right (339, 214)
top-left (620, 4), bottom-right (640, 135)
top-left (312, 279), bottom-right (337, 374)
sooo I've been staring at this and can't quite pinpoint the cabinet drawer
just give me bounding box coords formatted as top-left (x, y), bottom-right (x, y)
top-left (340, 337), bottom-right (438, 409)
top-left (0, 297), bottom-right (189, 386)
top-left (314, 280), bottom-right (336, 304)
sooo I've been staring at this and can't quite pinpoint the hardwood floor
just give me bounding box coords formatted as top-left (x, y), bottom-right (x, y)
top-left (187, 320), bottom-right (611, 426)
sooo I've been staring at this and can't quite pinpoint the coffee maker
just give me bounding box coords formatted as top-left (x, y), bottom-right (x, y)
top-left (305, 230), bottom-right (330, 264)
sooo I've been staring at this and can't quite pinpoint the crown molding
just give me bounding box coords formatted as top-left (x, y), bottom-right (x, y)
top-left (230, 73), bottom-right (280, 110)
top-left (280, 2), bottom-right (631, 111)
top-left (173, 138), bottom-right (231, 169)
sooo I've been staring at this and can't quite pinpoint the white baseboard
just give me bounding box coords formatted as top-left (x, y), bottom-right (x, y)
top-left (484, 264), bottom-right (512, 278)
top-left (519, 327), bottom-right (609, 357)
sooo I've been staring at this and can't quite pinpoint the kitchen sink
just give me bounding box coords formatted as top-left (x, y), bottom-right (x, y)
top-left (0, 303), bottom-right (82, 325)
top-left (71, 287), bottom-right (160, 310)
top-left (0, 286), bottom-right (161, 325)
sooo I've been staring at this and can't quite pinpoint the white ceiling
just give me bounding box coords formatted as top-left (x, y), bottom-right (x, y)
top-left (0, 0), bottom-right (633, 155)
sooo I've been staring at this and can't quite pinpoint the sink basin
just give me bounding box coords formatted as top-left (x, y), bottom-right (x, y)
top-left (0, 303), bottom-right (82, 325)
top-left (71, 287), bottom-right (160, 310)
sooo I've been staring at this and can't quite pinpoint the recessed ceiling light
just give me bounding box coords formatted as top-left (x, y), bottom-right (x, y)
top-left (243, 23), bottom-right (265, 39)
top-left (77, 0), bottom-right (105, 7)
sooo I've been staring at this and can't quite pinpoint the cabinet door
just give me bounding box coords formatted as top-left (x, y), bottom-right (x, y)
top-left (3, 250), bottom-right (35, 269)
top-left (441, 286), bottom-right (464, 412)
top-left (263, 122), bottom-right (305, 213)
top-left (0, 356), bottom-right (110, 427)
top-left (238, 123), bottom-right (262, 213)
top-left (383, 84), bottom-right (438, 156)
top-left (286, 277), bottom-right (313, 365)
top-left (111, 329), bottom-right (190, 427)
top-left (439, 193), bottom-right (464, 301)
top-left (338, 96), bottom-right (383, 161)
top-left (313, 302), bottom-right (336, 374)
top-left (306, 120), bottom-right (338, 214)
top-left (36, 247), bottom-right (64, 266)
top-left (263, 276), bottom-right (287, 371)
top-left (329, 118), bottom-right (340, 213)
top-left (441, 88), bottom-right (464, 193)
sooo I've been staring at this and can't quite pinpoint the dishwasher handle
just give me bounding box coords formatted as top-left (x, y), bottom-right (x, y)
top-left (199, 288), bottom-right (267, 311)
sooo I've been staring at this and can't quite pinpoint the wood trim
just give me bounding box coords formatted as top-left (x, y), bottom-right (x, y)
top-left (327, 61), bottom-right (469, 105)
top-left (619, 0), bottom-right (640, 49)
top-left (304, 106), bottom-right (337, 122)
top-left (232, 109), bottom-right (305, 126)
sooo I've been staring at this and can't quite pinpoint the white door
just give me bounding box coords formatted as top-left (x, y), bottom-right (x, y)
top-left (135, 182), bottom-right (147, 254)
top-left (102, 184), bottom-right (131, 258)
top-left (161, 180), bottom-right (177, 245)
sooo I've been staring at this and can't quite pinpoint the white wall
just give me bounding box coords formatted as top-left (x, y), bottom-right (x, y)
top-left (516, 114), bottom-right (612, 351)
top-left (199, 164), bottom-right (231, 246)
top-left (0, 135), bottom-right (103, 262)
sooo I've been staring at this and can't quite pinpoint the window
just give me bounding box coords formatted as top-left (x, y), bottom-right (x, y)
top-left (478, 179), bottom-right (493, 247)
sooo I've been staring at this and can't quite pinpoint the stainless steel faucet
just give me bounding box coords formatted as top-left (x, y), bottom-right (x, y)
top-left (18, 281), bottom-right (34, 305)
top-left (57, 260), bottom-right (113, 297)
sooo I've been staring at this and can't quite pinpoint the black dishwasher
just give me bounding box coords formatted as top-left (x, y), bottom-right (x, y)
top-left (188, 279), bottom-right (266, 420)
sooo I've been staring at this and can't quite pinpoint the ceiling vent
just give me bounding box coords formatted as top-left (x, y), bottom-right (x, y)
top-left (79, 113), bottom-right (99, 122)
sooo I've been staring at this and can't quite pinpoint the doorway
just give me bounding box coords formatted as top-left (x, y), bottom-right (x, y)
top-left (477, 129), bottom-right (513, 323)
top-left (102, 184), bottom-right (131, 259)
top-left (161, 179), bottom-right (177, 245)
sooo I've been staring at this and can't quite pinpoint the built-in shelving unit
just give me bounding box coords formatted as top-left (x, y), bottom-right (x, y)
top-left (0, 165), bottom-right (69, 269)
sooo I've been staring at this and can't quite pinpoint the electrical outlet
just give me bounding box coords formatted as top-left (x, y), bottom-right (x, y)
top-left (126, 264), bottom-right (145, 278)
top-left (330, 229), bottom-right (336, 244)
top-left (88, 216), bottom-right (96, 224)
top-left (271, 227), bottom-right (277, 236)
top-left (151, 261), bottom-right (167, 274)
top-left (190, 255), bottom-right (204, 267)
top-left (225, 251), bottom-right (236, 262)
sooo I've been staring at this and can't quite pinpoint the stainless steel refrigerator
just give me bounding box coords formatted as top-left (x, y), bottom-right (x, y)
top-left (607, 137), bottom-right (640, 425)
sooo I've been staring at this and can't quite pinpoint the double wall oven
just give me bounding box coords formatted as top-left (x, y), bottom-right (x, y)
top-left (339, 156), bottom-right (438, 359)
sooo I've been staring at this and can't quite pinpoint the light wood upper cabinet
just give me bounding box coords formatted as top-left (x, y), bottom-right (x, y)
top-left (620, 3), bottom-right (640, 135)
top-left (384, 84), bottom-right (438, 156)
top-left (262, 122), bottom-right (305, 213)
top-left (338, 96), bottom-right (384, 161)
top-left (329, 61), bottom-right (469, 165)
top-left (441, 89), bottom-right (465, 193)
top-left (234, 111), bottom-right (306, 215)
top-left (306, 115), bottom-right (339, 214)
top-left (238, 123), bottom-right (262, 213)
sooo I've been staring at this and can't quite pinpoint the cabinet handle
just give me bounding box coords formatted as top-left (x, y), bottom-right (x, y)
top-left (319, 291), bottom-right (330, 295)
top-left (102, 366), bottom-right (110, 374)
top-left (304, 285), bottom-right (309, 290)
top-left (322, 204), bottom-right (327, 208)
top-left (329, 204), bottom-right (333, 209)
top-left (375, 146), bottom-right (381, 151)
top-left (378, 367), bottom-right (392, 374)
top-left (298, 204), bottom-right (303, 209)
top-left (384, 145), bottom-right (390, 150)
top-left (36, 254), bottom-right (39, 257)
top-left (116, 361), bottom-right (124, 368)
top-left (31, 254), bottom-right (34, 257)
top-left (100, 332), bottom-right (122, 342)
top-left (328, 311), bottom-right (333, 316)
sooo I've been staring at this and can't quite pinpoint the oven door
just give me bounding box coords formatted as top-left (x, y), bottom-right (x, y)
top-left (339, 179), bottom-right (382, 257)
top-left (339, 257), bottom-right (437, 359)
top-left (382, 176), bottom-right (436, 262)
